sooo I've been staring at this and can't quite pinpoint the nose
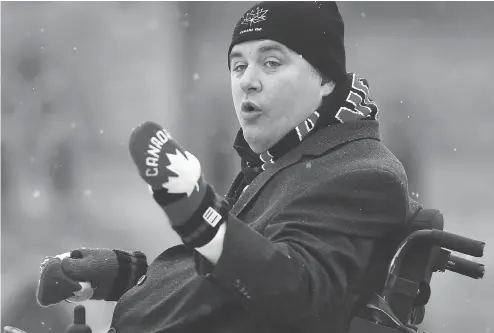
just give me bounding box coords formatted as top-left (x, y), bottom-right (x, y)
top-left (239, 65), bottom-right (262, 93)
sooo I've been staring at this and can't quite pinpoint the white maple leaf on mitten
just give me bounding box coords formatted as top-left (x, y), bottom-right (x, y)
top-left (162, 149), bottom-right (201, 197)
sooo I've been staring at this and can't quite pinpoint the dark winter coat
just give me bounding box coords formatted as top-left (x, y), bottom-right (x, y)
top-left (109, 120), bottom-right (420, 333)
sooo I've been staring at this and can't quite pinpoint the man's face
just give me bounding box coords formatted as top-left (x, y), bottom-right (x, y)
top-left (229, 39), bottom-right (333, 154)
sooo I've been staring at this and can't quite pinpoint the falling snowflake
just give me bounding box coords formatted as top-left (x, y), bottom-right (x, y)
top-left (83, 189), bottom-right (92, 197)
top-left (454, 148), bottom-right (457, 152)
top-left (73, 46), bottom-right (77, 51)
top-left (71, 122), bottom-right (77, 129)
top-left (99, 129), bottom-right (104, 134)
top-left (360, 12), bottom-right (366, 18)
top-left (193, 73), bottom-right (200, 81)
top-left (400, 100), bottom-right (403, 104)
top-left (241, 7), bottom-right (268, 26)
top-left (40, 28), bottom-right (45, 33)
top-left (33, 190), bottom-right (41, 198)
top-left (29, 156), bottom-right (36, 163)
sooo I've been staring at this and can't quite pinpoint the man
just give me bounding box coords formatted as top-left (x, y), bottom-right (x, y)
top-left (34, 2), bottom-right (420, 333)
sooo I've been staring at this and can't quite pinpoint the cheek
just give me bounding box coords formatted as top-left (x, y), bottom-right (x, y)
top-left (231, 81), bottom-right (242, 109)
top-left (267, 79), bottom-right (302, 113)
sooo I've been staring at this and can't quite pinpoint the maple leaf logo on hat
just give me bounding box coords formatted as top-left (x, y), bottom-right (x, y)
top-left (241, 7), bottom-right (268, 26)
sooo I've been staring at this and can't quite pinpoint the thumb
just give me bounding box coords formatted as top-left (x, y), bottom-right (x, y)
top-left (69, 247), bottom-right (94, 259)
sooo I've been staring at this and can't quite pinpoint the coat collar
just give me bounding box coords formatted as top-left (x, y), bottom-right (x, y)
top-left (230, 120), bottom-right (381, 216)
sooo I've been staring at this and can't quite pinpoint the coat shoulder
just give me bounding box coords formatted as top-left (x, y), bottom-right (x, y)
top-left (323, 138), bottom-right (404, 176)
top-left (290, 137), bottom-right (408, 190)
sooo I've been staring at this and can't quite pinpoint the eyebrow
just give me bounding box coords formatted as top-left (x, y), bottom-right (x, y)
top-left (229, 43), bottom-right (287, 64)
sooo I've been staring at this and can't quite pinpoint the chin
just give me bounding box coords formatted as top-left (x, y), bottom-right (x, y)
top-left (249, 145), bottom-right (265, 154)
top-left (243, 130), bottom-right (268, 154)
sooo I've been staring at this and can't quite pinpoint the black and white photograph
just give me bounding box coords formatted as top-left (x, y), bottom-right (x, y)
top-left (1, 2), bottom-right (493, 333)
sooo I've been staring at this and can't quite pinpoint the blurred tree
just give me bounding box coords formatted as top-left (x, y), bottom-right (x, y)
top-left (49, 139), bottom-right (75, 196)
top-left (17, 56), bottom-right (41, 82)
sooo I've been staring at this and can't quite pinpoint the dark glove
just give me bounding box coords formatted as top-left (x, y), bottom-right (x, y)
top-left (37, 248), bottom-right (147, 306)
top-left (129, 122), bottom-right (229, 248)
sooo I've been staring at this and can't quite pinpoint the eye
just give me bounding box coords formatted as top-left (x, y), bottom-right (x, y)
top-left (265, 60), bottom-right (281, 69)
top-left (232, 63), bottom-right (247, 72)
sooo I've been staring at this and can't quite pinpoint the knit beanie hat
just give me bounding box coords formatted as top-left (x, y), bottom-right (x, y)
top-left (228, 1), bottom-right (346, 82)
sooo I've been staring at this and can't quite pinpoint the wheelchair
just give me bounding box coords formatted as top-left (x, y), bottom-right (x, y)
top-left (348, 208), bottom-right (487, 333)
top-left (58, 208), bottom-right (486, 333)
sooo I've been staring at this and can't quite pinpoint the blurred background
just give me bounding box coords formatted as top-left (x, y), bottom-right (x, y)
top-left (1, 2), bottom-right (493, 333)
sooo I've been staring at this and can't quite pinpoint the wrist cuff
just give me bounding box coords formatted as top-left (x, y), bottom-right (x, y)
top-left (173, 185), bottom-right (229, 248)
top-left (107, 250), bottom-right (147, 301)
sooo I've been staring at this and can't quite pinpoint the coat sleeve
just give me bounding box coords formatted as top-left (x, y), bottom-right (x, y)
top-left (194, 168), bottom-right (409, 328)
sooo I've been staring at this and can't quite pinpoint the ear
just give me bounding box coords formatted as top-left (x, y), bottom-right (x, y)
top-left (320, 80), bottom-right (336, 97)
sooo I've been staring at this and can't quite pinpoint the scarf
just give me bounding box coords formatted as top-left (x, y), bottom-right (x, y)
top-left (226, 72), bottom-right (379, 206)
